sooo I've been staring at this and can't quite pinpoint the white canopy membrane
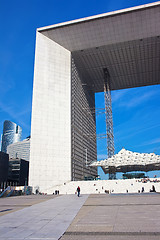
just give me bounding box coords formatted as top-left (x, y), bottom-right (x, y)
top-left (91, 149), bottom-right (160, 173)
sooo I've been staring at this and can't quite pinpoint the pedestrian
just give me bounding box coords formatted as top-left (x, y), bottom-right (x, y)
top-left (77, 186), bottom-right (80, 197)
top-left (152, 185), bottom-right (156, 192)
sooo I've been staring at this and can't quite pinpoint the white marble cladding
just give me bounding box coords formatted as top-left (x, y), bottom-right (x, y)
top-left (51, 179), bottom-right (160, 195)
top-left (29, 32), bottom-right (71, 193)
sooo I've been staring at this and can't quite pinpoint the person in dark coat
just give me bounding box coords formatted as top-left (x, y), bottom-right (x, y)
top-left (77, 186), bottom-right (80, 197)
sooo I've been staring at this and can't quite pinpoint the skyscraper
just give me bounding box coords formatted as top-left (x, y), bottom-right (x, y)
top-left (1, 120), bottom-right (22, 153)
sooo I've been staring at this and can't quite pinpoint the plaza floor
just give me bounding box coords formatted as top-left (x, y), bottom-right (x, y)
top-left (0, 193), bottom-right (160, 239)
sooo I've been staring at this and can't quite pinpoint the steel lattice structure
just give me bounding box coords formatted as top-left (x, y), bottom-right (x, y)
top-left (104, 69), bottom-right (116, 179)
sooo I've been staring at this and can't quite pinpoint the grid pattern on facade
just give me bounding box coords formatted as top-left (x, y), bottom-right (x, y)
top-left (39, 2), bottom-right (160, 93)
top-left (72, 36), bottom-right (160, 92)
top-left (71, 58), bottom-right (97, 181)
top-left (7, 138), bottom-right (30, 161)
top-left (40, 3), bottom-right (160, 53)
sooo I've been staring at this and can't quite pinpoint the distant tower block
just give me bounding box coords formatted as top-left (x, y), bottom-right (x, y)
top-left (104, 69), bottom-right (116, 180)
top-left (1, 120), bottom-right (22, 153)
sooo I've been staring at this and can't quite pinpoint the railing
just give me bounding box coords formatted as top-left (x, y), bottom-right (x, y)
top-left (0, 186), bottom-right (11, 198)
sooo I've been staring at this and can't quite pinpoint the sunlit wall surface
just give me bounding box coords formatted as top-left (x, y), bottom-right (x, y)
top-left (1, 120), bottom-right (22, 153)
top-left (7, 137), bottom-right (30, 161)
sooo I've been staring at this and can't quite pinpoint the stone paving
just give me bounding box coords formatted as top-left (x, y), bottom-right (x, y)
top-left (0, 194), bottom-right (88, 239)
top-left (0, 195), bottom-right (57, 216)
top-left (60, 193), bottom-right (160, 240)
top-left (0, 193), bottom-right (160, 239)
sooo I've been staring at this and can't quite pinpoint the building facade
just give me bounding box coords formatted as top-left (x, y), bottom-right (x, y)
top-left (1, 121), bottom-right (22, 153)
top-left (29, 2), bottom-right (160, 193)
top-left (0, 151), bottom-right (9, 183)
top-left (7, 137), bottom-right (30, 162)
top-left (8, 158), bottom-right (29, 186)
top-left (29, 33), bottom-right (98, 193)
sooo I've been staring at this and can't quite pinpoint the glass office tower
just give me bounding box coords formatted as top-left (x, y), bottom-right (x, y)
top-left (1, 120), bottom-right (22, 153)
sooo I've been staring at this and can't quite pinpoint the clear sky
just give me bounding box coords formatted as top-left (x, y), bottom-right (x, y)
top-left (0, 0), bottom-right (160, 179)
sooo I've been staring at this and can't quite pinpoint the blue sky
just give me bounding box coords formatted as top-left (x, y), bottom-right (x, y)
top-left (0, 0), bottom-right (160, 178)
top-left (96, 85), bottom-right (160, 179)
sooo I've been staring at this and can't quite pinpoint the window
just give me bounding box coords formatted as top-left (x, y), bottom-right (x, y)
top-left (16, 125), bottom-right (18, 134)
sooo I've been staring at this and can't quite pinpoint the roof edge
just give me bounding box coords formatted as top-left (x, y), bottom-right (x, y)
top-left (38, 1), bottom-right (160, 32)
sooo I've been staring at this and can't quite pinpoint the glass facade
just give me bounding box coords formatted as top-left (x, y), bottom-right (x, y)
top-left (0, 151), bottom-right (9, 182)
top-left (8, 158), bottom-right (29, 186)
top-left (1, 120), bottom-right (22, 153)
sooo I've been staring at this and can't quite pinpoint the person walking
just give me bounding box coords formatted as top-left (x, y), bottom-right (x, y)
top-left (77, 186), bottom-right (80, 197)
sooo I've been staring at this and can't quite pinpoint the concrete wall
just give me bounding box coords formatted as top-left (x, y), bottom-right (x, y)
top-left (29, 32), bottom-right (71, 193)
top-left (51, 179), bottom-right (160, 195)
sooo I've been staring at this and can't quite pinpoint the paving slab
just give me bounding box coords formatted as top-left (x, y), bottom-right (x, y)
top-left (0, 194), bottom-right (89, 240)
top-left (0, 194), bottom-right (57, 216)
top-left (1, 193), bottom-right (160, 240)
top-left (60, 193), bottom-right (160, 240)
